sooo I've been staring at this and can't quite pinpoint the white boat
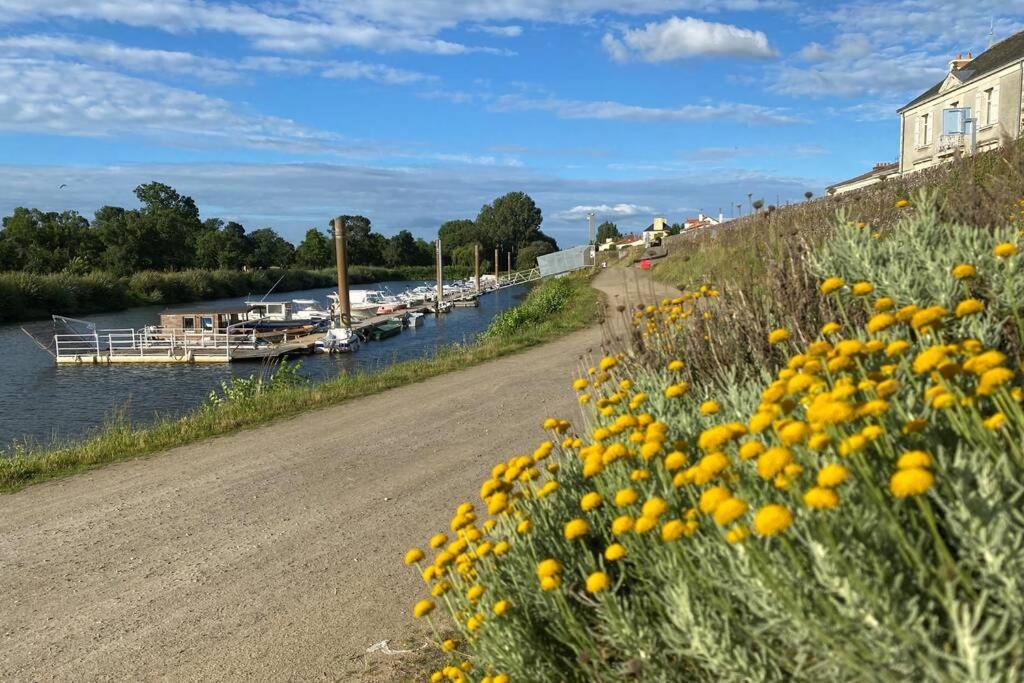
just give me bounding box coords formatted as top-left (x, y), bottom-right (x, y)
top-left (314, 325), bottom-right (360, 353)
top-left (329, 290), bottom-right (387, 320)
top-left (290, 299), bottom-right (331, 321)
top-left (404, 311), bottom-right (425, 327)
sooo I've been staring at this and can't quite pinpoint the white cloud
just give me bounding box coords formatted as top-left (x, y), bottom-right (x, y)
top-left (490, 94), bottom-right (799, 124)
top-left (0, 34), bottom-right (434, 86)
top-left (0, 0), bottom-right (786, 55)
top-left (557, 203), bottom-right (654, 219)
top-left (472, 25), bottom-right (524, 37)
top-left (602, 16), bottom-right (777, 63)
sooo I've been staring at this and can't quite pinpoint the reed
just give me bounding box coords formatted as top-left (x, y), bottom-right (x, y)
top-left (0, 274), bottom-right (600, 492)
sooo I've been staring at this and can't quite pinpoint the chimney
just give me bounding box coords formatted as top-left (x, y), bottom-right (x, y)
top-left (698, 212), bottom-right (705, 222)
top-left (718, 211), bottom-right (724, 224)
top-left (654, 216), bottom-right (667, 231)
top-left (949, 51), bottom-right (973, 72)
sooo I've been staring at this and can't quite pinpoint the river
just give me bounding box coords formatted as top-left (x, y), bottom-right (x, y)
top-left (1, 280), bottom-right (527, 449)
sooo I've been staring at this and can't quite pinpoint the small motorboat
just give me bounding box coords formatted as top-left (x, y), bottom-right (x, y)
top-left (314, 326), bottom-right (360, 353)
top-left (369, 320), bottom-right (403, 340)
top-left (403, 311), bottom-right (425, 328)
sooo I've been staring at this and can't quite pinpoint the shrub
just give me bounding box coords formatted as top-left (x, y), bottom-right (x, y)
top-left (404, 200), bottom-right (1024, 681)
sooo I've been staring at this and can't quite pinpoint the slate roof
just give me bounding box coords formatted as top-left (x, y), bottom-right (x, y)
top-left (900, 30), bottom-right (1024, 112)
top-left (827, 162), bottom-right (899, 193)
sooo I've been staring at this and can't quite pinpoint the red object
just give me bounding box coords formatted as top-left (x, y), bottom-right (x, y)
top-left (639, 259), bottom-right (652, 270)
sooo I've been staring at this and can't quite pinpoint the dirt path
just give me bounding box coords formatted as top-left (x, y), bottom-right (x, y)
top-left (0, 268), bottom-right (677, 681)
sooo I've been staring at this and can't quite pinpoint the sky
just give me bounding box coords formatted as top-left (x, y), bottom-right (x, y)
top-left (0, 0), bottom-right (1022, 246)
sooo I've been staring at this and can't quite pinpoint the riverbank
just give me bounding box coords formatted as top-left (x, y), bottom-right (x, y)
top-left (0, 264), bottom-right (474, 324)
top-left (0, 274), bottom-right (599, 492)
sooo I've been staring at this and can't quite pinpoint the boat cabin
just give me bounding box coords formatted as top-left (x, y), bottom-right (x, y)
top-left (159, 305), bottom-right (252, 333)
top-left (246, 300), bottom-right (293, 321)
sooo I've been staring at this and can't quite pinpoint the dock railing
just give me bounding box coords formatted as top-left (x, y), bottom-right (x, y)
top-left (54, 326), bottom-right (248, 362)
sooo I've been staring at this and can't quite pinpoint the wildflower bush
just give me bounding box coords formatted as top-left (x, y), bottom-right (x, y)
top-left (404, 198), bottom-right (1024, 682)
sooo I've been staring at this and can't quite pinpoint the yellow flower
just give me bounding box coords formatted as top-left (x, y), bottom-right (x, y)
top-left (768, 328), bottom-right (790, 344)
top-left (749, 411), bottom-right (775, 434)
top-left (516, 519), bottom-right (533, 534)
top-left (441, 639), bottom-right (458, 652)
top-left (808, 433), bottom-right (832, 450)
top-left (668, 359), bottom-right (685, 371)
top-left (536, 559), bottom-right (562, 578)
top-left (661, 519), bottom-right (687, 542)
top-left (890, 467), bottom-right (934, 497)
top-left (757, 447), bottom-right (793, 480)
top-left (820, 321), bottom-right (842, 335)
top-left (572, 378), bottom-right (589, 391)
top-left (951, 263), bottom-right (976, 279)
top-left (874, 296), bottom-right (895, 311)
top-left (895, 198), bottom-right (909, 208)
top-left (493, 599), bottom-right (510, 616)
top-left (586, 571), bottom-right (610, 593)
top-left (540, 576), bottom-right (561, 591)
top-left (404, 548), bottom-right (425, 565)
top-left (851, 281), bottom-right (874, 296)
top-left (753, 504), bottom-right (794, 536)
top-left (634, 515), bottom-right (658, 534)
top-left (955, 298), bottom-right (985, 318)
top-left (664, 450), bottom-right (688, 470)
top-left (429, 533), bottom-right (447, 549)
top-left (665, 383), bottom-right (688, 398)
top-left (964, 350), bottom-right (1007, 375)
top-left (977, 367), bottom-right (1014, 395)
top-left (413, 599), bottom-right (436, 618)
top-left (604, 543), bottom-right (627, 561)
top-left (611, 515), bottom-right (635, 535)
top-left (713, 497), bottom-right (749, 526)
top-left (580, 491), bottom-right (603, 511)
top-left (494, 675), bottom-right (510, 683)
top-left (803, 487), bottom-right (839, 509)
top-left (615, 488), bottom-right (639, 506)
top-left (994, 242), bottom-right (1019, 258)
top-left (817, 463), bottom-right (849, 487)
top-left (910, 306), bottom-right (948, 331)
top-left (466, 584), bottom-right (485, 602)
top-left (886, 340), bottom-right (910, 357)
top-left (867, 313), bottom-right (896, 333)
top-left (726, 525), bottom-right (750, 544)
top-left (984, 412), bottom-right (1007, 430)
top-left (642, 497), bottom-right (669, 518)
top-left (778, 421), bottom-right (808, 445)
top-left (564, 518), bottom-right (589, 540)
top-left (699, 486), bottom-right (732, 514)
top-left (913, 346), bottom-right (949, 374)
top-left (599, 355), bottom-right (618, 371)
top-left (820, 277), bottom-right (845, 295)
top-left (699, 400), bottom-right (721, 415)
top-left (542, 417), bottom-right (559, 430)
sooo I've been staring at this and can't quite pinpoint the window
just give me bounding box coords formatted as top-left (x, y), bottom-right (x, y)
top-left (984, 88), bottom-right (995, 125)
top-left (978, 86), bottom-right (1000, 127)
top-left (201, 316), bottom-right (214, 331)
top-left (918, 112), bottom-right (932, 146)
top-left (182, 317), bottom-right (195, 331)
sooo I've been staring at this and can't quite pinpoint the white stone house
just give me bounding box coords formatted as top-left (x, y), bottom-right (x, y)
top-left (643, 217), bottom-right (670, 246)
top-left (898, 31), bottom-right (1024, 174)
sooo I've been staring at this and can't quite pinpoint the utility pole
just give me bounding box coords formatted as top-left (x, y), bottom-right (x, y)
top-left (586, 211), bottom-right (596, 245)
top-left (435, 238), bottom-right (443, 314)
top-left (332, 216), bottom-right (350, 326)
top-left (474, 243), bottom-right (480, 293)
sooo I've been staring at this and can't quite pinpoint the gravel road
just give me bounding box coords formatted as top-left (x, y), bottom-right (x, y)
top-left (0, 268), bottom-right (677, 681)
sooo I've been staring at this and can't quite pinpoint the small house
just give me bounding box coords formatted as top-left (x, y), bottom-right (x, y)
top-left (159, 305), bottom-right (252, 333)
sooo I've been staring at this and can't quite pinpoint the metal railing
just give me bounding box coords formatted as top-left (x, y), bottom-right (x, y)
top-left (938, 133), bottom-right (967, 154)
top-left (54, 327), bottom-right (249, 361)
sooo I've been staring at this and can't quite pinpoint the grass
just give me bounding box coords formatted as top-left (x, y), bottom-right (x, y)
top-left (0, 274), bottom-right (601, 493)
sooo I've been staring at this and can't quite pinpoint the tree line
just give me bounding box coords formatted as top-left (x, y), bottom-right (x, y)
top-left (0, 182), bottom-right (560, 276)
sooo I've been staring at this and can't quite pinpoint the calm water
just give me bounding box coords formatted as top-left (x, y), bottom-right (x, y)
top-left (2, 281), bottom-right (527, 448)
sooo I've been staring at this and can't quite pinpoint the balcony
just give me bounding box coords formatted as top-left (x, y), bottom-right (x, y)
top-left (938, 133), bottom-right (967, 155)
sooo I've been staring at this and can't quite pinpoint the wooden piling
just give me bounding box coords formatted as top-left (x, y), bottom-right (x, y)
top-left (332, 217), bottom-right (351, 325)
top-left (494, 248), bottom-right (499, 283)
top-left (507, 251), bottom-right (512, 280)
top-left (435, 238), bottom-right (443, 314)
top-left (474, 243), bottom-right (481, 293)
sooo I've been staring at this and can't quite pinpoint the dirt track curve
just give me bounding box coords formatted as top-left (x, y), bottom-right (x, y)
top-left (0, 268), bottom-right (678, 681)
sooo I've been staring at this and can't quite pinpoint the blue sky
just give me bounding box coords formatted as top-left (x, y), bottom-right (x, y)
top-left (0, 0), bottom-right (1021, 245)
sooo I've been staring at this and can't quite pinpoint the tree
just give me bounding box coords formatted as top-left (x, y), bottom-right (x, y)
top-left (334, 215), bottom-right (384, 266)
top-left (438, 219), bottom-right (480, 259)
top-left (248, 228), bottom-right (294, 268)
top-left (804, 191), bottom-right (814, 201)
top-left (476, 192), bottom-right (545, 258)
top-left (294, 228), bottom-right (332, 269)
top-left (515, 240), bottom-right (556, 269)
top-left (595, 221), bottom-right (620, 245)
top-left (0, 208), bottom-right (99, 272)
top-left (382, 230), bottom-right (421, 267)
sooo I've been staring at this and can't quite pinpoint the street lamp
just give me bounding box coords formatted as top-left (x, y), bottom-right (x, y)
top-left (586, 211), bottom-right (596, 245)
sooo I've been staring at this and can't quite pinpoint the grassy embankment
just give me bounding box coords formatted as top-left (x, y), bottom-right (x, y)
top-left (0, 273), bottom-right (600, 492)
top-left (400, 144), bottom-right (1024, 682)
top-left (0, 264), bottom-right (473, 324)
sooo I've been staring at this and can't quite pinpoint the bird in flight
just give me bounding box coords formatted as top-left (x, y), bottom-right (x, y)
top-left (58, 184), bottom-right (67, 189)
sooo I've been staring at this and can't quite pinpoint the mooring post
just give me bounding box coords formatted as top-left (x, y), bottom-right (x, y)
top-left (494, 247), bottom-right (499, 283)
top-left (474, 243), bottom-right (481, 293)
top-left (507, 251), bottom-right (512, 280)
top-left (333, 217), bottom-right (351, 326)
top-left (435, 238), bottom-right (443, 314)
